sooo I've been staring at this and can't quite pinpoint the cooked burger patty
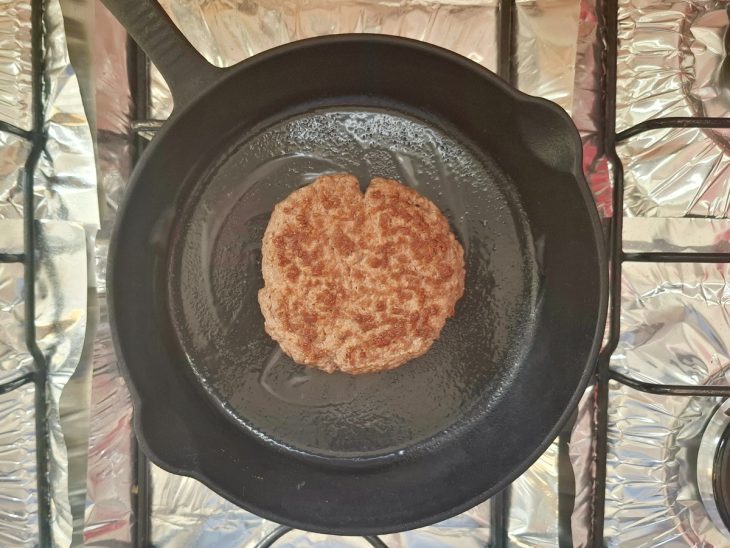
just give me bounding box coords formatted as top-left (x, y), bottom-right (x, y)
top-left (258, 173), bottom-right (465, 374)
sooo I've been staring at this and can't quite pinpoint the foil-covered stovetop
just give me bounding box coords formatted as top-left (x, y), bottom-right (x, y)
top-left (3, 0), bottom-right (730, 546)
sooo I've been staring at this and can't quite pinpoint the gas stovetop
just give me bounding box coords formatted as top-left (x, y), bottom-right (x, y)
top-left (3, 0), bottom-right (730, 546)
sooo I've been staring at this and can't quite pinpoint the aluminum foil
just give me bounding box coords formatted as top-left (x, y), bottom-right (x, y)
top-left (0, 0), bottom-right (33, 131)
top-left (568, 386), bottom-right (595, 548)
top-left (158, 0), bottom-right (500, 69)
top-left (0, 131), bottom-right (30, 219)
top-left (149, 63), bottom-right (172, 121)
top-left (38, 221), bottom-right (88, 547)
top-left (601, 261), bottom-right (730, 546)
top-left (150, 459), bottom-right (492, 547)
top-left (623, 217), bottom-right (730, 253)
top-left (383, 501), bottom-right (491, 547)
top-left (83, 301), bottom-right (134, 545)
top-left (0, 219), bottom-right (88, 547)
top-left (149, 462), bottom-right (269, 546)
top-left (572, 0), bottom-right (611, 218)
top-left (40, 1), bottom-right (98, 543)
top-left (82, 2), bottom-right (135, 544)
top-left (619, 124), bottom-right (730, 218)
top-left (0, 383), bottom-right (38, 546)
top-left (611, 262), bottom-right (730, 387)
top-left (149, 0), bottom-right (501, 116)
top-left (0, 0), bottom-right (97, 545)
top-left (616, 0), bottom-right (730, 218)
top-left (567, 0), bottom-right (730, 544)
top-left (603, 384), bottom-right (726, 546)
top-left (149, 451), bottom-right (556, 547)
top-left (508, 440), bottom-right (560, 547)
top-left (0, 2), bottom-right (99, 228)
top-left (0, 223), bottom-right (33, 383)
top-left (515, 0), bottom-right (581, 115)
top-left (151, 0), bottom-right (582, 118)
top-left (38, 0), bottom-right (99, 231)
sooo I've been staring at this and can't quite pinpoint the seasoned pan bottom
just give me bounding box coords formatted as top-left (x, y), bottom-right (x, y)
top-left (168, 106), bottom-right (538, 458)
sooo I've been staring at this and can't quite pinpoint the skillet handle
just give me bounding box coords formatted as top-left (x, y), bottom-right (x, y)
top-left (100, 0), bottom-right (223, 111)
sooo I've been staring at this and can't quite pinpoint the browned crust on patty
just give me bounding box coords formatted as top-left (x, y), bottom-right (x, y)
top-left (258, 173), bottom-right (465, 374)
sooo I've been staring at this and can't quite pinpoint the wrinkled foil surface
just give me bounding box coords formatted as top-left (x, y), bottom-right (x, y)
top-left (0, 220), bottom-right (89, 547)
top-left (85, 0), bottom-right (582, 544)
top-left (592, 0), bottom-right (730, 544)
top-left (0, 0), bottom-right (97, 545)
top-left (159, 0), bottom-right (500, 69)
top-left (0, 0), bottom-right (32, 131)
top-left (150, 0), bottom-right (583, 117)
top-left (602, 263), bottom-right (730, 545)
top-left (617, 0), bottom-right (730, 219)
top-left (604, 386), bottom-right (725, 546)
top-left (82, 3), bottom-right (134, 544)
top-left (515, 0), bottom-right (581, 114)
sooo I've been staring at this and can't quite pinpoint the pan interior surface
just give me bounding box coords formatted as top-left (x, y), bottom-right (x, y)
top-left (168, 105), bottom-right (538, 458)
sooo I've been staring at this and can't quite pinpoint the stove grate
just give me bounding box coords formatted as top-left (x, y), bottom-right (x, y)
top-left (0, 0), bottom-right (52, 545)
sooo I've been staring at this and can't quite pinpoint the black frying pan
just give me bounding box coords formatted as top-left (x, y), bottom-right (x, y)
top-left (104, 0), bottom-right (607, 534)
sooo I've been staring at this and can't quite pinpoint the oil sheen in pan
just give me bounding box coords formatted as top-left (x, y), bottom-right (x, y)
top-left (167, 107), bottom-right (538, 459)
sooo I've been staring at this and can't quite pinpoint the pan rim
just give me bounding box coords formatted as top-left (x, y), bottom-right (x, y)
top-left (108, 33), bottom-right (609, 535)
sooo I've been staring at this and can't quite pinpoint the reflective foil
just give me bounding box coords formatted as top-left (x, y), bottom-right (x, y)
top-left (38, 0), bottom-right (99, 231)
top-left (568, 386), bottom-right (595, 548)
top-left (150, 458), bottom-right (492, 547)
top-left (617, 0), bottom-right (730, 218)
top-left (158, 0), bottom-right (500, 69)
top-left (602, 262), bottom-right (730, 546)
top-left (1, 2), bottom-right (99, 227)
top-left (515, 0), bottom-right (581, 114)
top-left (383, 501), bottom-right (491, 547)
top-left (619, 125), bottom-right (730, 218)
top-left (43, 1), bottom-right (98, 544)
top-left (0, 0), bottom-right (33, 131)
top-left (508, 440), bottom-right (560, 547)
top-left (624, 217), bottom-right (730, 253)
top-left (39, 220), bottom-right (88, 548)
top-left (603, 384), bottom-right (726, 546)
top-left (149, 63), bottom-right (172, 121)
top-left (0, 384), bottom-right (37, 546)
top-left (573, 0), bottom-right (611, 218)
top-left (611, 262), bottom-right (730, 386)
top-left (0, 222), bottom-right (32, 383)
top-left (149, 462), bottom-right (271, 546)
top-left (596, 0), bottom-right (730, 544)
top-left (0, 219), bottom-right (88, 547)
top-left (0, 130), bottom-right (30, 220)
top-left (83, 302), bottom-right (134, 545)
top-left (82, 2), bottom-right (135, 544)
top-left (150, 0), bottom-right (500, 115)
top-left (0, 0), bottom-right (97, 545)
top-left (150, 0), bottom-right (582, 119)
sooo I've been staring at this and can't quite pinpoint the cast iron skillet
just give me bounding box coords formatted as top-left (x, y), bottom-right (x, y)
top-left (103, 0), bottom-right (607, 534)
